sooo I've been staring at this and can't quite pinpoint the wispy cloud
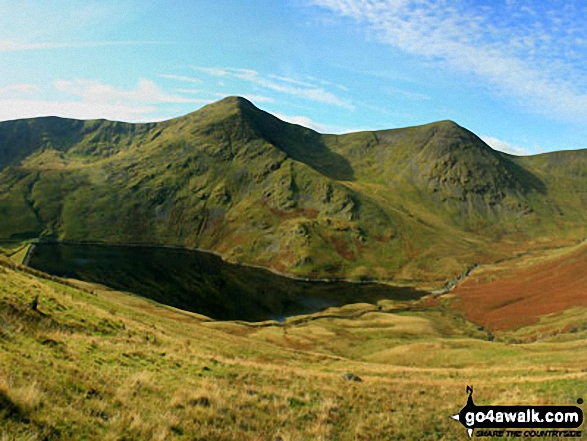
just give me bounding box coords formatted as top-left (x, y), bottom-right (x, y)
top-left (0, 78), bottom-right (212, 123)
top-left (266, 74), bottom-right (318, 89)
top-left (274, 112), bottom-right (331, 132)
top-left (0, 39), bottom-right (159, 52)
top-left (481, 136), bottom-right (531, 156)
top-left (273, 112), bottom-right (364, 134)
top-left (54, 79), bottom-right (208, 105)
top-left (303, 74), bottom-right (349, 92)
top-left (384, 85), bottom-right (430, 101)
top-left (307, 0), bottom-right (587, 122)
top-left (194, 67), bottom-right (230, 77)
top-left (0, 98), bottom-right (160, 123)
top-left (0, 84), bottom-right (40, 95)
top-left (159, 74), bottom-right (202, 84)
top-left (192, 66), bottom-right (353, 109)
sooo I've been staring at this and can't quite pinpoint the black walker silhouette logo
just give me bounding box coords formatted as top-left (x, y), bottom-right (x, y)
top-left (451, 386), bottom-right (583, 438)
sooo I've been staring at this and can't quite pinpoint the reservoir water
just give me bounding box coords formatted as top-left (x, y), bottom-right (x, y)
top-left (28, 243), bottom-right (426, 322)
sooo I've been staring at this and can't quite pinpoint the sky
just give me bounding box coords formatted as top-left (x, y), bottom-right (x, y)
top-left (0, 1), bottom-right (586, 155)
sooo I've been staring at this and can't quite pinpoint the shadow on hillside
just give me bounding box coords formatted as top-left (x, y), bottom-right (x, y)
top-left (0, 390), bottom-right (23, 420)
top-left (254, 112), bottom-right (355, 181)
top-left (280, 131), bottom-right (355, 181)
top-left (503, 156), bottom-right (547, 195)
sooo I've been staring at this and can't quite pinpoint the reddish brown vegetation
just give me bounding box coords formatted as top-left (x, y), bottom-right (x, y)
top-left (271, 262), bottom-right (287, 273)
top-left (452, 243), bottom-right (587, 331)
top-left (301, 207), bottom-right (320, 219)
top-left (326, 235), bottom-right (355, 261)
top-left (420, 295), bottom-right (440, 308)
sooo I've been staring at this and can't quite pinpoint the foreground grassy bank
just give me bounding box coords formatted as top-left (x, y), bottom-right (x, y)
top-left (1, 256), bottom-right (586, 440)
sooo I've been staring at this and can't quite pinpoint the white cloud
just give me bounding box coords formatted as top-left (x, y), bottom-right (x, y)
top-left (159, 74), bottom-right (202, 84)
top-left (307, 0), bottom-right (587, 123)
top-left (0, 78), bottom-right (212, 123)
top-left (216, 93), bottom-right (274, 104)
top-left (192, 66), bottom-right (353, 109)
top-left (0, 98), bottom-right (160, 122)
top-left (175, 88), bottom-right (207, 95)
top-left (0, 84), bottom-right (40, 95)
top-left (194, 67), bottom-right (230, 77)
top-left (54, 79), bottom-right (208, 105)
top-left (384, 85), bottom-right (430, 101)
top-left (481, 136), bottom-right (531, 156)
top-left (266, 74), bottom-right (317, 89)
top-left (0, 39), bottom-right (157, 52)
top-left (273, 112), bottom-right (328, 132)
top-left (273, 112), bottom-right (362, 134)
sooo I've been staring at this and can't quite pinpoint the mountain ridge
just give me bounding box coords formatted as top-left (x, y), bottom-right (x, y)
top-left (1, 96), bottom-right (586, 285)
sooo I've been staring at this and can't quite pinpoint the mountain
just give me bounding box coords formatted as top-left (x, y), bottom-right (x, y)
top-left (1, 96), bottom-right (586, 284)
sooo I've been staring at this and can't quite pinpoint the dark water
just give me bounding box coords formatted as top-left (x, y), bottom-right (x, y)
top-left (28, 243), bottom-right (427, 322)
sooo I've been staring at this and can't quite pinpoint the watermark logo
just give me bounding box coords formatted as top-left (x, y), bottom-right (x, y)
top-left (451, 386), bottom-right (583, 438)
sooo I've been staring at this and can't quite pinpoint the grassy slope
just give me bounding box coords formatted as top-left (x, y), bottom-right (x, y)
top-left (0, 97), bottom-right (586, 285)
top-left (1, 258), bottom-right (587, 440)
top-left (451, 239), bottom-right (587, 331)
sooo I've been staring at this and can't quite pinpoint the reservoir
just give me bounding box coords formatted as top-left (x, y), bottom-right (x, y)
top-left (28, 243), bottom-right (426, 322)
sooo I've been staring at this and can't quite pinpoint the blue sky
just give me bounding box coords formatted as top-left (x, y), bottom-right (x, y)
top-left (0, 0), bottom-right (586, 155)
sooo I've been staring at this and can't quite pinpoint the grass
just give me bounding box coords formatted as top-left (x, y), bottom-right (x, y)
top-left (1, 256), bottom-right (587, 440)
top-left (6, 243), bottom-right (31, 264)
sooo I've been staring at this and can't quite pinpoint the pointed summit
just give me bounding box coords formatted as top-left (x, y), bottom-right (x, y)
top-left (191, 95), bottom-right (261, 119)
top-left (169, 96), bottom-right (276, 138)
top-left (205, 95), bottom-right (257, 113)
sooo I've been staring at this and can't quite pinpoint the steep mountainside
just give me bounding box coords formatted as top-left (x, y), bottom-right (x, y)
top-left (0, 97), bottom-right (585, 284)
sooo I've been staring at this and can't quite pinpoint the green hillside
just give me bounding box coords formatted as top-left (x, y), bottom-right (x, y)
top-left (1, 97), bottom-right (586, 284)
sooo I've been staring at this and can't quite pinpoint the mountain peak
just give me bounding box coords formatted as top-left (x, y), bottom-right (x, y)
top-left (429, 119), bottom-right (460, 127)
top-left (218, 95), bottom-right (255, 107)
top-left (417, 120), bottom-right (475, 139)
top-left (203, 95), bottom-right (258, 115)
top-left (174, 95), bottom-right (267, 128)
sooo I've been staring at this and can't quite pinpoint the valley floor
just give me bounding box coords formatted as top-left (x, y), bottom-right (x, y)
top-left (1, 256), bottom-right (586, 440)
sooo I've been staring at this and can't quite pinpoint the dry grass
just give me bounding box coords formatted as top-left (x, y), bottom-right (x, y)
top-left (7, 382), bottom-right (45, 414)
top-left (453, 240), bottom-right (587, 331)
